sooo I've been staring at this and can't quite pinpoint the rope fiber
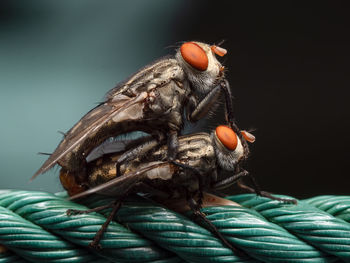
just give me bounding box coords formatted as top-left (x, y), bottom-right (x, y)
top-left (0, 190), bottom-right (349, 263)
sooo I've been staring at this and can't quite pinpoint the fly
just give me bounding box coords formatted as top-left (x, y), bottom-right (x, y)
top-left (60, 125), bottom-right (250, 197)
top-left (64, 126), bottom-right (295, 250)
top-left (68, 126), bottom-right (292, 202)
top-left (33, 41), bottom-right (240, 184)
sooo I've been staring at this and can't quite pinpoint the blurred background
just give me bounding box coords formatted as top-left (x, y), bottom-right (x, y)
top-left (0, 1), bottom-right (349, 198)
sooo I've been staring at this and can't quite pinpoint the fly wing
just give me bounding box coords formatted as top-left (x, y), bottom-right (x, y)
top-left (33, 57), bottom-right (181, 180)
top-left (86, 132), bottom-right (151, 162)
top-left (32, 92), bottom-right (148, 180)
top-left (69, 162), bottom-right (170, 200)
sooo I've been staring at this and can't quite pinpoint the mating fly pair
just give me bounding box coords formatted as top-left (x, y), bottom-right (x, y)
top-left (32, 41), bottom-right (239, 184)
top-left (34, 41), bottom-right (292, 251)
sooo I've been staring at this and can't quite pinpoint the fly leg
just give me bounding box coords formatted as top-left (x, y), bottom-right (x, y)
top-left (219, 80), bottom-right (251, 157)
top-left (188, 80), bottom-right (240, 131)
top-left (237, 172), bottom-right (297, 204)
top-left (89, 200), bottom-right (121, 249)
top-left (66, 201), bottom-right (116, 216)
top-left (187, 193), bottom-right (245, 256)
top-left (171, 161), bottom-right (244, 255)
top-left (67, 185), bottom-right (137, 249)
top-left (212, 170), bottom-right (249, 190)
top-left (219, 79), bottom-right (238, 130)
top-left (88, 180), bottom-right (158, 249)
top-left (188, 86), bottom-right (222, 122)
top-left (66, 199), bottom-right (122, 249)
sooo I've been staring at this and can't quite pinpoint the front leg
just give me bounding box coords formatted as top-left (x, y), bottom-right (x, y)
top-left (212, 170), bottom-right (249, 190)
top-left (188, 85), bottom-right (222, 122)
top-left (219, 80), bottom-right (234, 126)
top-left (236, 172), bottom-right (297, 204)
top-left (219, 80), bottom-right (240, 132)
top-left (188, 80), bottom-right (239, 131)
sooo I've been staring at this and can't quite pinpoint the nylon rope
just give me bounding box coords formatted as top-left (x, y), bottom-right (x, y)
top-left (0, 190), bottom-right (349, 263)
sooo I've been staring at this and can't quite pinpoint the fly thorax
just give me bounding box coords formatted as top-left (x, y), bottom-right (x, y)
top-left (211, 131), bottom-right (244, 171)
top-left (175, 42), bottom-right (223, 94)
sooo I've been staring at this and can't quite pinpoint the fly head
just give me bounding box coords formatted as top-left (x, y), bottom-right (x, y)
top-left (175, 41), bottom-right (226, 94)
top-left (212, 125), bottom-right (253, 171)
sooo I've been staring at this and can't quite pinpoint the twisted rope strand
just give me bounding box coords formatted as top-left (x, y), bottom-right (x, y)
top-left (81, 195), bottom-right (338, 262)
top-left (80, 195), bottom-right (256, 263)
top-left (0, 248), bottom-right (29, 263)
top-left (0, 206), bottom-right (98, 263)
top-left (304, 196), bottom-right (350, 223)
top-left (228, 194), bottom-right (350, 263)
top-left (198, 205), bottom-right (334, 263)
top-left (0, 190), bottom-right (181, 263)
top-left (0, 190), bottom-right (349, 263)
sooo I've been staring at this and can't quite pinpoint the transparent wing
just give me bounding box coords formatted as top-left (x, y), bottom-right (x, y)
top-left (86, 131), bottom-right (150, 162)
top-left (32, 92), bottom-right (147, 180)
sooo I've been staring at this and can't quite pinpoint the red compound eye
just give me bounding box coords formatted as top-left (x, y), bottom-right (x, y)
top-left (180, 42), bottom-right (208, 71)
top-left (216, 125), bottom-right (238, 150)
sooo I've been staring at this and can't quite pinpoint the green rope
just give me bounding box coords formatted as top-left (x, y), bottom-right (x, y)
top-left (0, 190), bottom-right (179, 263)
top-left (304, 196), bottom-right (350, 222)
top-left (0, 190), bottom-right (349, 263)
top-left (0, 249), bottom-right (28, 263)
top-left (228, 194), bottom-right (350, 262)
top-left (79, 195), bottom-right (254, 263)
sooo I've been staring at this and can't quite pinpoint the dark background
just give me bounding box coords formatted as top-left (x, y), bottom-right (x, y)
top-left (183, 1), bottom-right (350, 198)
top-left (0, 1), bottom-right (349, 198)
